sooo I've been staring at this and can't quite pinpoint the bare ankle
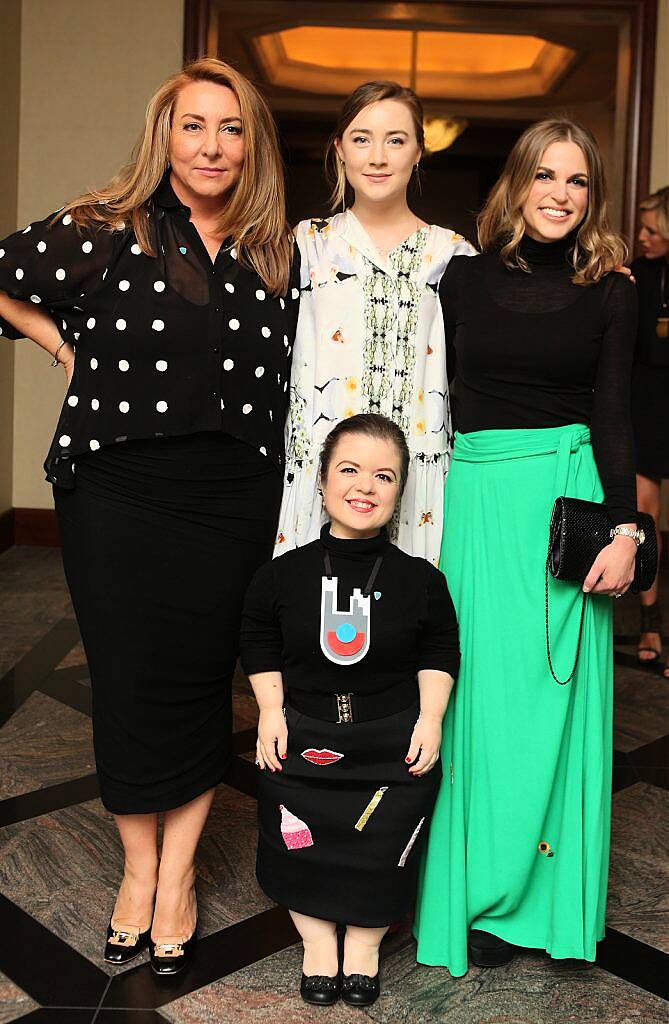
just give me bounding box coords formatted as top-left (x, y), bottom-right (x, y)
top-left (123, 860), bottom-right (159, 884)
top-left (156, 863), bottom-right (196, 892)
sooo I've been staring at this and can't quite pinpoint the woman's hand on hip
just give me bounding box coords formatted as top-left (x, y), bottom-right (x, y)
top-left (583, 533), bottom-right (637, 596)
top-left (406, 713), bottom-right (442, 777)
top-left (60, 344), bottom-right (75, 385)
top-left (256, 707), bottom-right (288, 772)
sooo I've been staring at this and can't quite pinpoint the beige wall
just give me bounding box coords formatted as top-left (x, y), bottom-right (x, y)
top-left (11, 0), bottom-right (184, 509)
top-left (0, 0), bottom-right (21, 515)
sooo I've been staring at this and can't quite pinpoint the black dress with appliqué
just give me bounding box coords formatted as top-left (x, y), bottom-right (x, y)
top-left (240, 524), bottom-right (460, 926)
top-left (0, 177), bottom-right (300, 814)
top-left (630, 255), bottom-right (669, 479)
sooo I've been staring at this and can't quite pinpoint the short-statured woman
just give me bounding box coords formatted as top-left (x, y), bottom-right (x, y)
top-left (241, 414), bottom-right (459, 1006)
top-left (276, 81), bottom-right (475, 564)
top-left (414, 120), bottom-right (639, 976)
top-left (0, 59), bottom-right (298, 973)
top-left (632, 187), bottom-right (669, 674)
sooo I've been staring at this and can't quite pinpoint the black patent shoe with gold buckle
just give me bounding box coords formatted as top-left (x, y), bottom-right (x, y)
top-left (104, 920), bottom-right (150, 964)
top-left (341, 972), bottom-right (380, 1006)
top-left (149, 929), bottom-right (197, 976)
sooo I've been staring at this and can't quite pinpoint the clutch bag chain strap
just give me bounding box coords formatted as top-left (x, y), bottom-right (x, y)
top-left (544, 561), bottom-right (587, 686)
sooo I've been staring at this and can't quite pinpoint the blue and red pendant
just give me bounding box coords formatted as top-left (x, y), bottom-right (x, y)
top-left (320, 576), bottom-right (371, 665)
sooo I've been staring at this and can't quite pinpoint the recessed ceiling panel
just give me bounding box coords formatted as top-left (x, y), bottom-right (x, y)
top-left (253, 25), bottom-right (577, 100)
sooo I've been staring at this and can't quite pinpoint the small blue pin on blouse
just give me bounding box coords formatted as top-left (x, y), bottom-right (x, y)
top-left (179, 246), bottom-right (187, 254)
top-left (374, 591), bottom-right (381, 600)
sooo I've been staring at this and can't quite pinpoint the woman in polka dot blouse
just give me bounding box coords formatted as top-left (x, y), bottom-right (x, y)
top-left (0, 59), bottom-right (299, 975)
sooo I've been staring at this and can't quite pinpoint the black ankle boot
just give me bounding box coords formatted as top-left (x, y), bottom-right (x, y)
top-left (468, 929), bottom-right (516, 967)
top-left (300, 973), bottom-right (340, 1005)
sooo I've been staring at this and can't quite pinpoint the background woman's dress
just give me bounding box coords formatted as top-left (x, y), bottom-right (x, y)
top-left (630, 255), bottom-right (669, 479)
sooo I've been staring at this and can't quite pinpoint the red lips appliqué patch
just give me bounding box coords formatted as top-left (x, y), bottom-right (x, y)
top-left (301, 748), bottom-right (344, 766)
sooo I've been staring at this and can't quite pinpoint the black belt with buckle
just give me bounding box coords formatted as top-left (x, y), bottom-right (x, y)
top-left (286, 680), bottom-right (418, 724)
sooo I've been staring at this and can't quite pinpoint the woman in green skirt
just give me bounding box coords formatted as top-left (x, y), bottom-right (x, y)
top-left (414, 119), bottom-right (641, 976)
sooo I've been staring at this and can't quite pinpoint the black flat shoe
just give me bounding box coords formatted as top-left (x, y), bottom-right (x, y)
top-left (468, 928), bottom-right (516, 967)
top-left (103, 920), bottom-right (150, 964)
top-left (149, 928), bottom-right (197, 976)
top-left (341, 972), bottom-right (380, 1006)
top-left (300, 972), bottom-right (340, 1005)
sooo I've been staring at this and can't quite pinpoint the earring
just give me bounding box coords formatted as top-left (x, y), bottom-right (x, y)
top-left (341, 161), bottom-right (346, 214)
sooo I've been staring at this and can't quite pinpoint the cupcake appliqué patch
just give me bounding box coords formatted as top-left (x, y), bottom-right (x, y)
top-left (279, 805), bottom-right (314, 850)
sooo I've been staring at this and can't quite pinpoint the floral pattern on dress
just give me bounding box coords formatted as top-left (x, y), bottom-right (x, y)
top-left (277, 210), bottom-right (476, 563)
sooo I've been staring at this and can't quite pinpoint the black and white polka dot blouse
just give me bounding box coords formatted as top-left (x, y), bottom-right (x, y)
top-left (0, 175), bottom-right (300, 488)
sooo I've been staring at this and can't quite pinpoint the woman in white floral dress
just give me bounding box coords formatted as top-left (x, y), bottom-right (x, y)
top-left (276, 81), bottom-right (475, 563)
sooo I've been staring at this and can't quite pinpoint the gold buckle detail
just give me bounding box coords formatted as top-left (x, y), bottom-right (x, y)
top-left (154, 941), bottom-right (184, 958)
top-left (110, 929), bottom-right (139, 947)
top-left (335, 693), bottom-right (353, 723)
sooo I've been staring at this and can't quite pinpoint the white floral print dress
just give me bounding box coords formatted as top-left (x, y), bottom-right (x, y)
top-left (276, 210), bottom-right (476, 563)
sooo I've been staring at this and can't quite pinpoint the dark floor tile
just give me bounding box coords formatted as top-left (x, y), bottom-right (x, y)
top-left (608, 783), bottom-right (669, 953)
top-left (0, 619), bottom-right (81, 727)
top-left (613, 668), bottom-right (669, 752)
top-left (159, 929), bottom-right (669, 1024)
top-left (0, 969), bottom-right (38, 1024)
top-left (10, 1011), bottom-right (94, 1023)
top-left (56, 641), bottom-right (86, 671)
top-left (0, 549), bottom-right (71, 678)
top-left (0, 893), bottom-right (107, 1008)
top-left (0, 692), bottom-right (94, 800)
top-left (160, 941), bottom-right (361, 1024)
top-left (0, 782), bottom-right (270, 976)
top-left (96, 1012), bottom-right (172, 1023)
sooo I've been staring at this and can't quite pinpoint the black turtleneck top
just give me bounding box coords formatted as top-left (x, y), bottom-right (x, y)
top-left (440, 235), bottom-right (638, 524)
top-left (0, 175), bottom-right (300, 488)
top-left (240, 524), bottom-right (460, 695)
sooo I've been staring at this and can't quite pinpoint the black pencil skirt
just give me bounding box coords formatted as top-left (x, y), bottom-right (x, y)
top-left (256, 700), bottom-right (442, 927)
top-left (54, 432), bottom-right (281, 814)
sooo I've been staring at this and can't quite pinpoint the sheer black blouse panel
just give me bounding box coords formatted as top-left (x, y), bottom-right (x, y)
top-left (0, 176), bottom-right (300, 487)
top-left (440, 237), bottom-right (638, 523)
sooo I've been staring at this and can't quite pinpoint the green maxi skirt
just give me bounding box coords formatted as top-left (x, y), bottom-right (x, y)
top-left (414, 424), bottom-right (613, 977)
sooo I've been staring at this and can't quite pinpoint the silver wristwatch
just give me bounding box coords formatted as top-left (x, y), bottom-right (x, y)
top-left (610, 525), bottom-right (645, 547)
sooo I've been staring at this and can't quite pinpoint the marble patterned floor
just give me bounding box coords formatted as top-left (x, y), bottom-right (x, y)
top-left (0, 544), bottom-right (667, 1023)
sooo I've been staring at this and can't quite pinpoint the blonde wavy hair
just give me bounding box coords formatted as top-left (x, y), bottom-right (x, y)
top-left (59, 59), bottom-right (291, 295)
top-left (477, 119), bottom-right (626, 285)
top-left (325, 81), bottom-right (424, 213)
top-left (640, 186), bottom-right (669, 240)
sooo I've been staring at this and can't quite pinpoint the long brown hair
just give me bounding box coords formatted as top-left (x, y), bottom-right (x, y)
top-left (477, 118), bottom-right (626, 285)
top-left (59, 59), bottom-right (291, 295)
top-left (325, 81), bottom-right (424, 213)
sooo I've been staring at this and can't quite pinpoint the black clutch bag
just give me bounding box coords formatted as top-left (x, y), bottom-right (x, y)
top-left (545, 497), bottom-right (658, 685)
